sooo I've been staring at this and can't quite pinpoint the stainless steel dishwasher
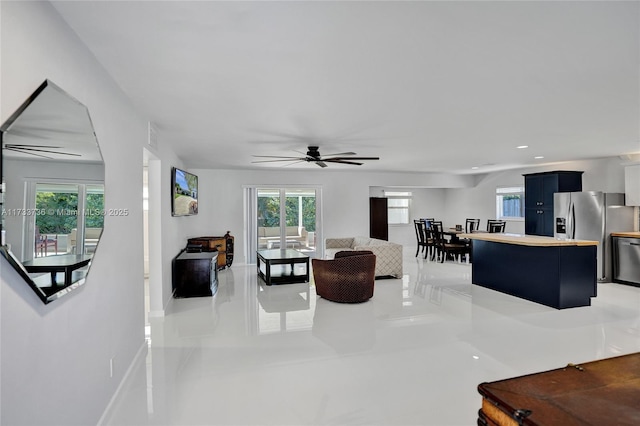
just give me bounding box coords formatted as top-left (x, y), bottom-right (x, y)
top-left (613, 237), bottom-right (640, 286)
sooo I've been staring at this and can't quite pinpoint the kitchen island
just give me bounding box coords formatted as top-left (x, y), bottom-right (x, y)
top-left (459, 233), bottom-right (598, 309)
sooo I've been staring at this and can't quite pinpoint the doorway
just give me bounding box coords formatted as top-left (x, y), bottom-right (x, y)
top-left (245, 186), bottom-right (322, 263)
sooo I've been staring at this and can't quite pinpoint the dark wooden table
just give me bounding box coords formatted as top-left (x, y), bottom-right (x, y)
top-left (257, 249), bottom-right (309, 285)
top-left (444, 228), bottom-right (465, 242)
top-left (22, 254), bottom-right (92, 287)
top-left (478, 352), bottom-right (640, 425)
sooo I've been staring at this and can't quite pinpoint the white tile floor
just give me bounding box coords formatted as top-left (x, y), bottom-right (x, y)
top-left (103, 250), bottom-right (640, 425)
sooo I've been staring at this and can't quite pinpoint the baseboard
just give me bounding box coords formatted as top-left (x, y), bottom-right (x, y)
top-left (96, 341), bottom-right (148, 426)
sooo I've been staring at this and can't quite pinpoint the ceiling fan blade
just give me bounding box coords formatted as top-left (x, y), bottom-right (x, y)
top-left (282, 160), bottom-right (307, 167)
top-left (252, 155), bottom-right (305, 159)
top-left (324, 159), bottom-right (364, 166)
top-left (319, 151), bottom-right (356, 157)
top-left (251, 158), bottom-right (304, 163)
top-left (4, 145), bottom-right (82, 156)
top-left (315, 161), bottom-right (328, 168)
top-left (4, 147), bottom-right (56, 160)
top-left (326, 156), bottom-right (379, 161)
top-left (5, 144), bottom-right (65, 148)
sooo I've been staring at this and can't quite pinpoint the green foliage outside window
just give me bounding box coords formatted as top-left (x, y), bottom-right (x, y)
top-left (35, 192), bottom-right (104, 234)
top-left (301, 197), bottom-right (316, 232)
top-left (257, 196), bottom-right (315, 232)
top-left (257, 196), bottom-right (280, 227)
top-left (86, 193), bottom-right (105, 228)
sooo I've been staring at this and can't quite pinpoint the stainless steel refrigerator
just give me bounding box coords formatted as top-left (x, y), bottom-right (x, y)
top-left (554, 192), bottom-right (635, 282)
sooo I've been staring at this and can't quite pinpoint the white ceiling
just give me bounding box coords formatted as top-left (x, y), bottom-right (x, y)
top-left (52, 1), bottom-right (640, 174)
top-left (2, 80), bottom-right (102, 163)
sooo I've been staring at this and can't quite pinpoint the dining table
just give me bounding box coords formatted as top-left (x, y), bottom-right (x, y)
top-left (444, 228), bottom-right (465, 243)
top-left (444, 228), bottom-right (489, 243)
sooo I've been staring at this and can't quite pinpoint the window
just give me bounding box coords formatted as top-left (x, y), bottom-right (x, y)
top-left (496, 186), bottom-right (524, 220)
top-left (384, 191), bottom-right (412, 225)
top-left (34, 182), bottom-right (104, 255)
top-left (251, 186), bottom-right (321, 261)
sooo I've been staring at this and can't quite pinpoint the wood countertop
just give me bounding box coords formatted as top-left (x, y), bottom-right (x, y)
top-left (458, 233), bottom-right (598, 247)
top-left (611, 231), bottom-right (640, 238)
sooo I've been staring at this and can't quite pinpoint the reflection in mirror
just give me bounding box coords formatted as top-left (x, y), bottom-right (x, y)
top-left (1, 80), bottom-right (104, 304)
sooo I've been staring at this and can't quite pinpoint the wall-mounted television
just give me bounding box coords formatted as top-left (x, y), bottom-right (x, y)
top-left (171, 167), bottom-right (198, 216)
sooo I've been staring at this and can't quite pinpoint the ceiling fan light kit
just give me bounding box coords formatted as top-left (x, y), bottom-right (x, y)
top-left (252, 145), bottom-right (379, 168)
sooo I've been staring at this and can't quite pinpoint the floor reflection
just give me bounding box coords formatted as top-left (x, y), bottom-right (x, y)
top-left (256, 281), bottom-right (314, 334)
top-left (103, 253), bottom-right (640, 426)
top-left (312, 298), bottom-right (376, 354)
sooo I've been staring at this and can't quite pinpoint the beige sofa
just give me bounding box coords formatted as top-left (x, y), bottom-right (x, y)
top-left (324, 237), bottom-right (403, 278)
top-left (258, 226), bottom-right (308, 248)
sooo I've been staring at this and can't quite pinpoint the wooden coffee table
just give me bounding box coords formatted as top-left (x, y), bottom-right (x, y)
top-left (256, 249), bottom-right (309, 285)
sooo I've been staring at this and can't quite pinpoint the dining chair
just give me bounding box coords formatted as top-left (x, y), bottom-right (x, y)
top-left (488, 220), bottom-right (506, 233)
top-left (421, 218), bottom-right (435, 226)
top-left (35, 226), bottom-right (58, 257)
top-left (462, 218), bottom-right (480, 261)
top-left (426, 220), bottom-right (442, 260)
top-left (487, 220), bottom-right (501, 231)
top-left (413, 220), bottom-right (429, 258)
top-left (420, 217), bottom-right (442, 259)
top-left (430, 221), bottom-right (467, 263)
top-left (465, 218), bottom-right (480, 233)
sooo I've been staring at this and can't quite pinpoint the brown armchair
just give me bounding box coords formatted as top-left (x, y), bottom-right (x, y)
top-left (312, 251), bottom-right (376, 303)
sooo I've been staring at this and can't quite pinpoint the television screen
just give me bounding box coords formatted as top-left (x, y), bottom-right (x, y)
top-left (171, 167), bottom-right (198, 216)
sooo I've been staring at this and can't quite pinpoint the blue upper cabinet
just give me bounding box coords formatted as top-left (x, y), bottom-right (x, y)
top-left (524, 171), bottom-right (583, 236)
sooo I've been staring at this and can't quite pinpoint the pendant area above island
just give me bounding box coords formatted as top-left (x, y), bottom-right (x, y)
top-left (459, 233), bottom-right (598, 309)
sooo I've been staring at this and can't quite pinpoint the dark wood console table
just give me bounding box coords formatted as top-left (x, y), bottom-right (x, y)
top-left (22, 254), bottom-right (92, 287)
top-left (172, 251), bottom-right (218, 298)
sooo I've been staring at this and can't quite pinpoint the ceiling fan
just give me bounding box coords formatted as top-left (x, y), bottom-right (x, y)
top-left (252, 146), bottom-right (379, 168)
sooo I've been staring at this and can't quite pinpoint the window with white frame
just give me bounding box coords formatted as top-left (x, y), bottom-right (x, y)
top-left (384, 191), bottom-right (412, 225)
top-left (496, 186), bottom-right (525, 220)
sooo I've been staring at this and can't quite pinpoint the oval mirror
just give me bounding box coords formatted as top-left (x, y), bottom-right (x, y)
top-left (1, 80), bottom-right (104, 304)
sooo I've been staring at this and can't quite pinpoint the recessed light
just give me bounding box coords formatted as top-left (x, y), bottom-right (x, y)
top-left (471, 166), bottom-right (479, 170)
top-left (534, 156), bottom-right (544, 159)
top-left (517, 145), bottom-right (529, 149)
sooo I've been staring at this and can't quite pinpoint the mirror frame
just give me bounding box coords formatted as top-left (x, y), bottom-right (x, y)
top-left (1, 80), bottom-right (104, 304)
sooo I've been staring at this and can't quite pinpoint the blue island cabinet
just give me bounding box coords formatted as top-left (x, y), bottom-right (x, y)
top-left (463, 233), bottom-right (597, 309)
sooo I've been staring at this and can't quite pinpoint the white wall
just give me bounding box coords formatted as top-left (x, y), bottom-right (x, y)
top-left (183, 169), bottom-right (475, 263)
top-left (0, 2), bottom-right (177, 424)
top-left (183, 159), bottom-right (627, 265)
top-left (444, 158), bottom-right (629, 234)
